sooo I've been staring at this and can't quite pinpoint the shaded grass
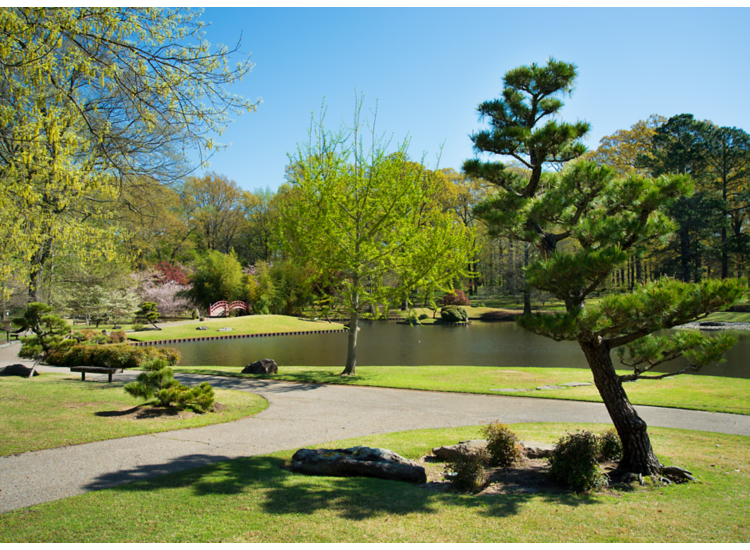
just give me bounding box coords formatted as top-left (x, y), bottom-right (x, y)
top-left (0, 423), bottom-right (747, 542)
top-left (127, 315), bottom-right (346, 342)
top-left (170, 365), bottom-right (750, 416)
top-left (0, 374), bottom-right (268, 456)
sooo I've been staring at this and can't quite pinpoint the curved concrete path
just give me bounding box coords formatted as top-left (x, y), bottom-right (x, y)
top-left (1, 342), bottom-right (749, 514)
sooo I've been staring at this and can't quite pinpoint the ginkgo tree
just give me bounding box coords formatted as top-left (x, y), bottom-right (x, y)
top-left (276, 101), bottom-right (475, 375)
top-left (465, 58), bottom-right (747, 477)
top-left (0, 7), bottom-right (258, 301)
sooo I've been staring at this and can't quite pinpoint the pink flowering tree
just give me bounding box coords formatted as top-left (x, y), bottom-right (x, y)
top-left (132, 268), bottom-right (193, 318)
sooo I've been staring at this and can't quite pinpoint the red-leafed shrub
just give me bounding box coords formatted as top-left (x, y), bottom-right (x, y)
top-left (440, 289), bottom-right (470, 306)
top-left (154, 262), bottom-right (190, 286)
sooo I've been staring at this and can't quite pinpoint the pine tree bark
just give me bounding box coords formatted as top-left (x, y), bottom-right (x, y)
top-left (578, 339), bottom-right (663, 476)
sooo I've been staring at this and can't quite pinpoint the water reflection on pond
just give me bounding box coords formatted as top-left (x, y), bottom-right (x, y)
top-left (172, 321), bottom-right (749, 379)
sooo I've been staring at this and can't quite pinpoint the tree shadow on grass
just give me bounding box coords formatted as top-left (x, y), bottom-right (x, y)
top-left (86, 453), bottom-right (602, 521)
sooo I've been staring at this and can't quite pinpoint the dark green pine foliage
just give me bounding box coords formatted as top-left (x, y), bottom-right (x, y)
top-left (467, 60), bottom-right (748, 476)
top-left (641, 115), bottom-right (750, 280)
top-left (463, 59), bottom-right (589, 314)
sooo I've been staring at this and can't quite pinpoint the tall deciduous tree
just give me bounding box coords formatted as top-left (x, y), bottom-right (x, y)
top-left (183, 172), bottom-right (247, 254)
top-left (277, 101), bottom-right (475, 375)
top-left (588, 115), bottom-right (667, 176)
top-left (0, 8), bottom-right (257, 301)
top-left (468, 60), bottom-right (747, 476)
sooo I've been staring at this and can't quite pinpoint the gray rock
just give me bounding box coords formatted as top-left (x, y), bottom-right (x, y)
top-left (536, 385), bottom-right (566, 391)
top-left (520, 440), bottom-right (556, 458)
top-left (196, 326), bottom-right (208, 330)
top-left (242, 359), bottom-right (278, 374)
top-left (433, 439), bottom-right (556, 461)
top-left (432, 440), bottom-right (488, 461)
top-left (0, 364), bottom-right (39, 377)
top-left (560, 382), bottom-right (592, 387)
top-left (291, 446), bottom-right (426, 484)
top-left (217, 327), bottom-right (233, 332)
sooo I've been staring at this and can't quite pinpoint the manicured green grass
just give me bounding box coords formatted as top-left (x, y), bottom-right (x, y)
top-left (0, 374), bottom-right (268, 456)
top-left (170, 365), bottom-right (750, 416)
top-left (703, 311), bottom-right (750, 323)
top-left (127, 315), bottom-right (346, 342)
top-left (128, 315), bottom-right (344, 342)
top-left (1, 423), bottom-right (747, 542)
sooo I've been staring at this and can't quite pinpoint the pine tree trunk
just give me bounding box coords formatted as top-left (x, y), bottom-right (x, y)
top-left (523, 244), bottom-right (532, 315)
top-left (578, 339), bottom-right (662, 476)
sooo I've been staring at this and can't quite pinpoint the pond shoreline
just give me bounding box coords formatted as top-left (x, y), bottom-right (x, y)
top-left (677, 321), bottom-right (750, 331)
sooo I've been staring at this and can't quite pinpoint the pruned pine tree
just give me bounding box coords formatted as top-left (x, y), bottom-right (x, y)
top-left (463, 58), bottom-right (590, 314)
top-left (466, 59), bottom-right (747, 476)
top-left (277, 99), bottom-right (475, 375)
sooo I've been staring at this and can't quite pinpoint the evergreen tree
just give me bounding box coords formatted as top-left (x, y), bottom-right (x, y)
top-left (463, 58), bottom-right (589, 314)
top-left (467, 59), bottom-right (747, 476)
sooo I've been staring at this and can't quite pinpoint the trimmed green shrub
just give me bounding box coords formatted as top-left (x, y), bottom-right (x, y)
top-left (108, 330), bottom-right (128, 343)
top-left (418, 313), bottom-right (429, 320)
top-left (548, 431), bottom-right (608, 492)
top-left (45, 343), bottom-right (180, 370)
top-left (124, 358), bottom-right (214, 412)
top-left (482, 421), bottom-right (523, 467)
top-left (440, 305), bottom-right (468, 323)
top-left (598, 429), bottom-right (623, 462)
top-left (131, 322), bottom-right (145, 332)
top-left (446, 447), bottom-right (488, 493)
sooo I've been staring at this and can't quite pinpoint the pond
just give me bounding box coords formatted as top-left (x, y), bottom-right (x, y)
top-left (171, 321), bottom-right (750, 379)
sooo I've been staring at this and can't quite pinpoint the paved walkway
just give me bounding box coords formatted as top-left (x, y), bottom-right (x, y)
top-left (1, 342), bottom-right (749, 513)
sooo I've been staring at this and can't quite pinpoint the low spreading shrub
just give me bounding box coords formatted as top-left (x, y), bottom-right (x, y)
top-left (548, 431), bottom-right (608, 492)
top-left (46, 343), bottom-right (180, 370)
top-left (131, 322), bottom-right (145, 332)
top-left (124, 358), bottom-right (214, 412)
top-left (482, 422), bottom-right (523, 467)
top-left (108, 330), bottom-right (128, 343)
top-left (597, 428), bottom-right (623, 461)
top-left (446, 447), bottom-right (488, 493)
top-left (440, 305), bottom-right (468, 323)
top-left (440, 290), bottom-right (470, 306)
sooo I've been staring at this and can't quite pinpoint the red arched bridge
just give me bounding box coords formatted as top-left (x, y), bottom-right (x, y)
top-left (209, 301), bottom-right (249, 317)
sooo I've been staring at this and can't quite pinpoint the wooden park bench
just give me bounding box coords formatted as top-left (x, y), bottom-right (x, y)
top-left (70, 366), bottom-right (121, 383)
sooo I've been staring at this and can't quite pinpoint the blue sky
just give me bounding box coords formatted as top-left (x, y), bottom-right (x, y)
top-left (193, 7), bottom-right (750, 192)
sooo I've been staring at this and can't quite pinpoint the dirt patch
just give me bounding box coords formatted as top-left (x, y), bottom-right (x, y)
top-left (95, 401), bottom-right (227, 420)
top-left (96, 405), bottom-right (197, 420)
top-left (418, 455), bottom-right (623, 495)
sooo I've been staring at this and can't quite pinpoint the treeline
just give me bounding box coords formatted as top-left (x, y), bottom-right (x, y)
top-left (4, 115), bottom-right (748, 320)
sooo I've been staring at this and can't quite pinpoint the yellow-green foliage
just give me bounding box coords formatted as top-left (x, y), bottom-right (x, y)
top-left (0, 7), bottom-right (257, 299)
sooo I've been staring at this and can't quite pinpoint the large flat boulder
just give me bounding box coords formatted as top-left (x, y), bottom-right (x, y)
top-left (242, 359), bottom-right (278, 374)
top-left (291, 446), bottom-right (426, 484)
top-left (432, 439), bottom-right (557, 461)
top-left (520, 440), bottom-right (556, 458)
top-left (432, 440), bottom-right (488, 461)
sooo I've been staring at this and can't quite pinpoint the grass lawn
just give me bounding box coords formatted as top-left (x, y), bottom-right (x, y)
top-left (170, 365), bottom-right (750, 416)
top-left (127, 315), bottom-right (346, 342)
top-left (0, 374), bottom-right (268, 456)
top-left (1, 422), bottom-right (747, 543)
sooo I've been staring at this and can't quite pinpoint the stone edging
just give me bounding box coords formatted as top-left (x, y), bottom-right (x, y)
top-left (128, 328), bottom-right (348, 347)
